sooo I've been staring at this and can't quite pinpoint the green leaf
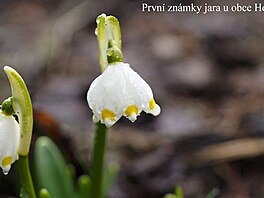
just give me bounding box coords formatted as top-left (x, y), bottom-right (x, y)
top-left (4, 66), bottom-right (33, 156)
top-left (34, 136), bottom-right (74, 198)
top-left (76, 175), bottom-right (91, 198)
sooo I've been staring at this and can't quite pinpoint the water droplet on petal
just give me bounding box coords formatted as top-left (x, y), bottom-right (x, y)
top-left (3, 170), bottom-right (8, 175)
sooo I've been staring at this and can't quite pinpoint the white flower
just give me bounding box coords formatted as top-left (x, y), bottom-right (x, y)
top-left (0, 110), bottom-right (20, 174)
top-left (87, 62), bottom-right (161, 127)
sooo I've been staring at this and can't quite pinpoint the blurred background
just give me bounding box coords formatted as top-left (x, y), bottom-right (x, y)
top-left (0, 0), bottom-right (264, 197)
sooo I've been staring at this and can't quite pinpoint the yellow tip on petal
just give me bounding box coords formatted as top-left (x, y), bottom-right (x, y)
top-left (149, 98), bottom-right (156, 110)
top-left (102, 109), bottom-right (116, 122)
top-left (2, 156), bottom-right (12, 166)
top-left (125, 105), bottom-right (138, 117)
top-left (148, 98), bottom-right (161, 116)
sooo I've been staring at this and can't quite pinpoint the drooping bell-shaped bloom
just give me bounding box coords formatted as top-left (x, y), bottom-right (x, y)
top-left (0, 110), bottom-right (20, 174)
top-left (87, 62), bottom-right (161, 127)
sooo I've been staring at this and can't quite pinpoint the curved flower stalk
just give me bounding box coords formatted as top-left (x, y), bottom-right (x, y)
top-left (87, 62), bottom-right (161, 127)
top-left (0, 109), bottom-right (20, 174)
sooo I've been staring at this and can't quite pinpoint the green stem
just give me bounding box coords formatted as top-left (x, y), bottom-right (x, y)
top-left (18, 155), bottom-right (36, 198)
top-left (90, 123), bottom-right (108, 198)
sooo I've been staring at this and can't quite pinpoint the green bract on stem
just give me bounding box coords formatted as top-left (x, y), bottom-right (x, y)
top-left (96, 13), bottom-right (122, 71)
top-left (4, 66), bottom-right (33, 156)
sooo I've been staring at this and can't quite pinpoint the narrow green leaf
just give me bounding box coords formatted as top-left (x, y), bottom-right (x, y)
top-left (77, 175), bottom-right (91, 198)
top-left (34, 136), bottom-right (74, 198)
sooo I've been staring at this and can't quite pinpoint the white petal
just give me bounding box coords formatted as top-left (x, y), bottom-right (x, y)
top-left (0, 111), bottom-right (20, 174)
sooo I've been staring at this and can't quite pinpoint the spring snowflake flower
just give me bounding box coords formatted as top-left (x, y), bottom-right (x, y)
top-left (0, 110), bottom-right (20, 174)
top-left (87, 62), bottom-right (161, 127)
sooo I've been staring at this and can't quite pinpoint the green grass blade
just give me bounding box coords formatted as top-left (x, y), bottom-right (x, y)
top-left (34, 136), bottom-right (74, 198)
